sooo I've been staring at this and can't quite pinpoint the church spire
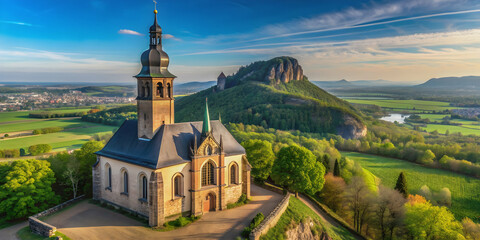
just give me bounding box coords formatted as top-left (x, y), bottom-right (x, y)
top-left (202, 98), bottom-right (211, 136)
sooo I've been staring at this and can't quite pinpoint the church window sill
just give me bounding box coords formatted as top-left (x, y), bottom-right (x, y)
top-left (121, 192), bottom-right (129, 197)
top-left (105, 187), bottom-right (112, 191)
top-left (138, 198), bottom-right (148, 203)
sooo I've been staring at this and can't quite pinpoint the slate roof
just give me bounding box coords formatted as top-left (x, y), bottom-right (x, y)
top-left (96, 120), bottom-right (245, 169)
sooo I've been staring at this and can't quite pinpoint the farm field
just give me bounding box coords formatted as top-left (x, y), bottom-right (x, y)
top-left (0, 108), bottom-right (91, 123)
top-left (346, 99), bottom-right (456, 112)
top-left (342, 151), bottom-right (480, 222)
top-left (0, 114), bottom-right (116, 153)
top-left (421, 123), bottom-right (480, 135)
top-left (409, 114), bottom-right (480, 135)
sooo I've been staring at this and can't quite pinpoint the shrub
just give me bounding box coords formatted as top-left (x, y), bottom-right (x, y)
top-left (242, 212), bottom-right (264, 238)
top-left (227, 194), bottom-right (249, 209)
top-left (29, 144), bottom-right (52, 156)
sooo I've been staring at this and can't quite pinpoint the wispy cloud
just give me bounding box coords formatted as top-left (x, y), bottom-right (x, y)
top-left (0, 20), bottom-right (33, 27)
top-left (118, 29), bottom-right (143, 36)
top-left (163, 34), bottom-right (180, 41)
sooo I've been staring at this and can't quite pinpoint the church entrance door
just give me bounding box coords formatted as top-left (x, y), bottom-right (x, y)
top-left (203, 193), bottom-right (216, 212)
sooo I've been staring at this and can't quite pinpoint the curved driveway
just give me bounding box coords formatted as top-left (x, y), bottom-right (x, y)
top-left (43, 184), bottom-right (282, 240)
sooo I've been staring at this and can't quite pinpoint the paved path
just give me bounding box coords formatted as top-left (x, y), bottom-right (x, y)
top-left (42, 184), bottom-right (281, 240)
top-left (0, 222), bottom-right (27, 240)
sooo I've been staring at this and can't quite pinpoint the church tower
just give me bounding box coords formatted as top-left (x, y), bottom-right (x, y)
top-left (135, 9), bottom-right (176, 139)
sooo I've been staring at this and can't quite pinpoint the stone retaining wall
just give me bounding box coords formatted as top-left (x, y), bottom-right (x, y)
top-left (28, 195), bottom-right (85, 237)
top-left (249, 193), bottom-right (291, 240)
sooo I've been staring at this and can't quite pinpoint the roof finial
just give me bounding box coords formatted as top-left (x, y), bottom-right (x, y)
top-left (153, 0), bottom-right (158, 14)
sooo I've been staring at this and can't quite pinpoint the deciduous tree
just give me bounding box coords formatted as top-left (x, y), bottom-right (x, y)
top-left (405, 201), bottom-right (465, 240)
top-left (344, 176), bottom-right (375, 233)
top-left (318, 173), bottom-right (346, 212)
top-left (375, 185), bottom-right (406, 240)
top-left (241, 139), bottom-right (275, 182)
top-left (0, 159), bottom-right (59, 220)
top-left (271, 145), bottom-right (325, 196)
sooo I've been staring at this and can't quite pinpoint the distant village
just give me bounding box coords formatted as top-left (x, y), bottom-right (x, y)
top-left (0, 90), bottom-right (135, 112)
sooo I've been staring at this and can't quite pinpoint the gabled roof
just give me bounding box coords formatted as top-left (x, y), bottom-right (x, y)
top-left (96, 120), bottom-right (245, 169)
top-left (218, 72), bottom-right (226, 79)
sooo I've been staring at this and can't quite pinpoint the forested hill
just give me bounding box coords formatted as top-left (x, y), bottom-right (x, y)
top-left (175, 57), bottom-right (367, 139)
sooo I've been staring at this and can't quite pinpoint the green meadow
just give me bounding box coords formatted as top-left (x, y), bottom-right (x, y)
top-left (0, 108), bottom-right (91, 123)
top-left (342, 151), bottom-right (480, 221)
top-left (346, 99), bottom-right (455, 112)
top-left (0, 123), bottom-right (115, 150)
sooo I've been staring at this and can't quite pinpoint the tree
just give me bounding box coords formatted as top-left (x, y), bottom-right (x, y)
top-left (344, 176), bottom-right (375, 233)
top-left (271, 145), bottom-right (325, 196)
top-left (0, 159), bottom-right (59, 220)
top-left (74, 141), bottom-right (104, 197)
top-left (241, 139), bottom-right (275, 182)
top-left (320, 154), bottom-right (330, 173)
top-left (418, 150), bottom-right (435, 165)
top-left (394, 172), bottom-right (408, 198)
top-left (462, 218), bottom-right (480, 240)
top-left (375, 185), bottom-right (407, 240)
top-left (436, 188), bottom-right (451, 207)
top-left (333, 159), bottom-right (341, 177)
top-left (19, 148), bottom-right (26, 156)
top-left (405, 201), bottom-right (465, 240)
top-left (63, 157), bottom-right (81, 198)
top-left (418, 185), bottom-right (432, 201)
top-left (318, 173), bottom-right (346, 212)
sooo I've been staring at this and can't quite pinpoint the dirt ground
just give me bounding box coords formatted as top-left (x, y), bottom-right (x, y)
top-left (42, 184), bottom-right (282, 240)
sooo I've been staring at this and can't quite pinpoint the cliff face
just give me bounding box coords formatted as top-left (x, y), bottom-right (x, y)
top-left (265, 58), bottom-right (304, 84)
top-left (337, 115), bottom-right (368, 139)
top-left (285, 218), bottom-right (333, 240)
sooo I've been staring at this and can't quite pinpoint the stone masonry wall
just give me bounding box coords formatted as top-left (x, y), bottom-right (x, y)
top-left (28, 195), bottom-right (85, 237)
top-left (165, 196), bottom-right (184, 218)
top-left (249, 193), bottom-right (292, 240)
top-left (225, 184), bottom-right (242, 204)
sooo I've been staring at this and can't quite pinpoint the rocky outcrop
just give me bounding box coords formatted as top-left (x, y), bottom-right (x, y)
top-left (265, 57), bottom-right (304, 84)
top-left (285, 218), bottom-right (333, 240)
top-left (337, 115), bottom-right (367, 139)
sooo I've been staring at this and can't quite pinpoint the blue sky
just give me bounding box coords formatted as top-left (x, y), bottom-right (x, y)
top-left (2, 0), bottom-right (480, 83)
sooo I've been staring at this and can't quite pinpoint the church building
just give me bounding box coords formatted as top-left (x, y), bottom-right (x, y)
top-left (92, 8), bottom-right (251, 227)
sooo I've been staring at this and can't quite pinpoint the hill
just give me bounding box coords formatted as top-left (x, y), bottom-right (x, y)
top-left (417, 76), bottom-right (480, 91)
top-left (174, 81), bottom-right (216, 95)
top-left (175, 57), bottom-right (367, 139)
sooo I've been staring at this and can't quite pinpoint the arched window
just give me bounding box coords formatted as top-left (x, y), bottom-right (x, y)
top-left (174, 175), bottom-right (182, 197)
top-left (166, 83), bottom-right (171, 98)
top-left (141, 84), bottom-right (146, 98)
top-left (108, 167), bottom-right (112, 188)
top-left (105, 163), bottom-right (112, 190)
top-left (202, 161), bottom-right (215, 186)
top-left (145, 82), bottom-right (150, 98)
top-left (123, 171), bottom-right (129, 194)
top-left (156, 82), bottom-right (164, 97)
top-left (230, 164), bottom-right (237, 184)
top-left (142, 176), bottom-right (147, 199)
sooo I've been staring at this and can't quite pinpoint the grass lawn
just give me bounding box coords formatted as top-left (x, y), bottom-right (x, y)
top-left (342, 152), bottom-right (480, 221)
top-left (346, 99), bottom-right (456, 112)
top-left (17, 226), bottom-right (70, 240)
top-left (0, 124), bottom-right (116, 150)
top-left (261, 196), bottom-right (355, 240)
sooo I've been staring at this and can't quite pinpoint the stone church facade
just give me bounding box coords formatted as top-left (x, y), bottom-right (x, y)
top-left (92, 9), bottom-right (251, 227)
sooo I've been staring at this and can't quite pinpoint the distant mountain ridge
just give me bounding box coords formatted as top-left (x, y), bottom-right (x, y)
top-left (175, 57), bottom-right (367, 139)
top-left (416, 76), bottom-right (480, 90)
top-left (313, 79), bottom-right (411, 89)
